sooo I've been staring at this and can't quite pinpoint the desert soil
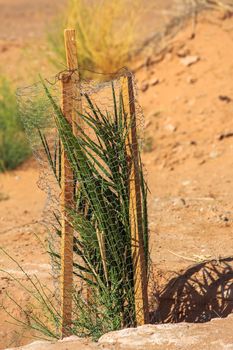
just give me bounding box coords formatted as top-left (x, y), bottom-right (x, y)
top-left (0, 0), bottom-right (233, 349)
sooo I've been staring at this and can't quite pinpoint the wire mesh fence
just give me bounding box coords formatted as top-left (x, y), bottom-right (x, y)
top-left (17, 60), bottom-right (150, 338)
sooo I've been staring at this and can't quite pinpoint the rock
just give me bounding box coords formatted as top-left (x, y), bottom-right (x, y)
top-left (180, 55), bottom-right (200, 67)
top-left (149, 77), bottom-right (159, 86)
top-left (5, 316), bottom-right (233, 350)
top-left (5, 336), bottom-right (97, 350)
top-left (209, 150), bottom-right (220, 159)
top-left (99, 316), bottom-right (233, 349)
top-left (219, 214), bottom-right (230, 222)
top-left (164, 124), bottom-right (177, 133)
top-left (172, 197), bottom-right (186, 208)
top-left (190, 140), bottom-right (197, 145)
top-left (177, 46), bottom-right (190, 58)
top-left (198, 159), bottom-right (206, 165)
top-left (218, 95), bottom-right (231, 103)
top-left (218, 131), bottom-right (233, 140)
top-left (145, 119), bottom-right (152, 128)
top-left (6, 341), bottom-right (49, 350)
top-left (187, 76), bottom-right (197, 84)
top-left (141, 82), bottom-right (149, 92)
top-left (182, 180), bottom-right (191, 186)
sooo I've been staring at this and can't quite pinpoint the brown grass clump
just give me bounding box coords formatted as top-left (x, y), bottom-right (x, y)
top-left (48, 0), bottom-right (154, 76)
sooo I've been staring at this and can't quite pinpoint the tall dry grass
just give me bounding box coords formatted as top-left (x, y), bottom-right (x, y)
top-left (48, 0), bottom-right (154, 76)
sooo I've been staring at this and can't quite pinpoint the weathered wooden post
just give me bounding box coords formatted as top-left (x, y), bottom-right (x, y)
top-left (64, 29), bottom-right (82, 133)
top-left (60, 29), bottom-right (82, 338)
top-left (120, 74), bottom-right (149, 325)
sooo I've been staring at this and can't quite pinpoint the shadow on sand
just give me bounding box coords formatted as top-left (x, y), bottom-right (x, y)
top-left (152, 256), bottom-right (233, 323)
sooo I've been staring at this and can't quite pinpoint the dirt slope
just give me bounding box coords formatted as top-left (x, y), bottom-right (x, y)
top-left (139, 9), bottom-right (233, 277)
top-left (0, 3), bottom-right (233, 350)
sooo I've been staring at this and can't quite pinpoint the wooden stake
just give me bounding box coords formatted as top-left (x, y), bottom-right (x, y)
top-left (120, 74), bottom-right (149, 325)
top-left (60, 73), bottom-right (74, 337)
top-left (64, 29), bottom-right (83, 133)
top-left (60, 29), bottom-right (82, 338)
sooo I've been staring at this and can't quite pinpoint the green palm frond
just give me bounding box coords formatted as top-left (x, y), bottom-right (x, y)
top-left (40, 79), bottom-right (149, 337)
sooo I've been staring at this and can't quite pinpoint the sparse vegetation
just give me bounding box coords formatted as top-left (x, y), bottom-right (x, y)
top-left (48, 0), bottom-right (152, 77)
top-left (5, 80), bottom-right (149, 340)
top-left (0, 77), bottom-right (30, 172)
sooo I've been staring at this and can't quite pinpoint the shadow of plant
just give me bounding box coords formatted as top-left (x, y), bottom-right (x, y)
top-left (152, 256), bottom-right (233, 323)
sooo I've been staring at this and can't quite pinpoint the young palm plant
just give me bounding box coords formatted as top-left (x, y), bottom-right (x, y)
top-left (39, 80), bottom-right (149, 339)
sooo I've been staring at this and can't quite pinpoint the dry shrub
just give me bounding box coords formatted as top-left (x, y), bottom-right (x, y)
top-left (48, 0), bottom-right (154, 76)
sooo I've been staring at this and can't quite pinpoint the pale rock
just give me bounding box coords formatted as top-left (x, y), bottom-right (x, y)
top-left (141, 82), bottom-right (149, 92)
top-left (5, 317), bottom-right (233, 350)
top-left (99, 317), bottom-right (233, 349)
top-left (182, 180), bottom-right (191, 186)
top-left (209, 150), bottom-right (220, 159)
top-left (180, 55), bottom-right (200, 67)
top-left (164, 123), bottom-right (177, 132)
top-left (149, 77), bottom-right (159, 86)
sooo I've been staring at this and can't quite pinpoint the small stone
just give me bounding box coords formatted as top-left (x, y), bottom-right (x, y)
top-left (190, 140), bottom-right (197, 145)
top-left (180, 55), bottom-right (200, 67)
top-left (199, 159), bottom-right (206, 165)
top-left (172, 197), bottom-right (186, 207)
top-left (187, 76), bottom-right (197, 84)
top-left (219, 95), bottom-right (231, 103)
top-left (219, 214), bottom-right (230, 222)
top-left (218, 132), bottom-right (233, 141)
top-left (182, 180), bottom-right (191, 186)
top-left (149, 77), bottom-right (159, 86)
top-left (145, 119), bottom-right (152, 128)
top-left (164, 124), bottom-right (177, 133)
top-left (141, 82), bottom-right (149, 92)
top-left (209, 150), bottom-right (220, 159)
top-left (176, 45), bottom-right (190, 58)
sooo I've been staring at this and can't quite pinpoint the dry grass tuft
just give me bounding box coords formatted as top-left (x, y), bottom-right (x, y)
top-left (48, 0), bottom-right (154, 77)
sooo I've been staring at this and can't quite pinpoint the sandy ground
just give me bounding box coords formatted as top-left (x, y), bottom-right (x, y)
top-left (0, 0), bottom-right (233, 348)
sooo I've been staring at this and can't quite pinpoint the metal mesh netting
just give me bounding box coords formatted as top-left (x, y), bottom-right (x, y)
top-left (17, 68), bottom-right (149, 336)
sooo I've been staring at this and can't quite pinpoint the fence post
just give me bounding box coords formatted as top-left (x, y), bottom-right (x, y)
top-left (120, 74), bottom-right (149, 325)
top-left (60, 29), bottom-right (82, 338)
top-left (64, 29), bottom-right (83, 133)
top-left (60, 73), bottom-right (74, 338)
